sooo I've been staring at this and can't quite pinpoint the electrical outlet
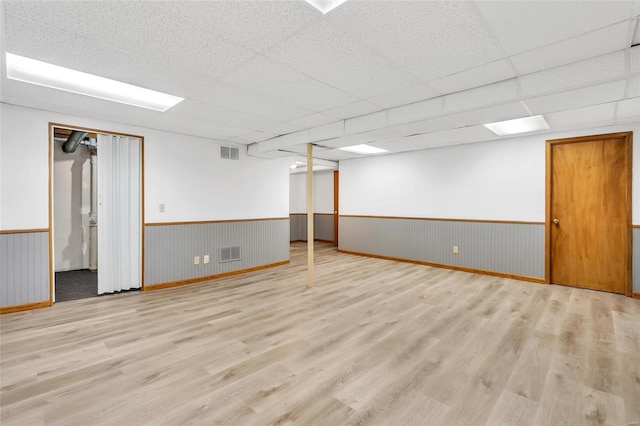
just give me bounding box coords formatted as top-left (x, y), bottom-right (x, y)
top-left (453, 246), bottom-right (459, 254)
top-left (159, 203), bottom-right (165, 213)
top-left (194, 256), bottom-right (200, 265)
top-left (203, 255), bottom-right (210, 264)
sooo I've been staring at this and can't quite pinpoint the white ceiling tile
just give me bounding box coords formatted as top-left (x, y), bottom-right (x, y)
top-left (309, 121), bottom-right (345, 142)
top-left (223, 138), bottom-right (253, 146)
top-left (248, 137), bottom-right (282, 154)
top-left (168, 100), bottom-right (275, 131)
top-left (150, 112), bottom-right (251, 138)
top-left (264, 122), bottom-right (305, 136)
top-left (288, 114), bottom-right (339, 129)
top-left (545, 103), bottom-right (616, 129)
top-left (344, 111), bottom-right (387, 134)
top-left (389, 117), bottom-right (461, 137)
top-left (247, 149), bottom-right (297, 159)
top-left (277, 143), bottom-right (328, 155)
top-left (328, 1), bottom-right (503, 80)
top-left (4, 12), bottom-right (76, 52)
top-left (370, 138), bottom-right (426, 154)
top-left (279, 131), bottom-right (311, 147)
top-left (312, 149), bottom-right (360, 161)
top-left (520, 52), bottom-right (625, 98)
top-left (154, 1), bottom-right (319, 52)
top-left (323, 101), bottom-right (383, 120)
top-left (367, 85), bottom-right (440, 109)
top-left (444, 80), bottom-right (518, 113)
top-left (510, 22), bottom-right (630, 75)
top-left (266, 20), bottom-right (418, 99)
top-left (251, 135), bottom-right (319, 154)
top-left (616, 97), bottom-right (640, 119)
top-left (15, 1), bottom-right (255, 79)
top-left (356, 127), bottom-right (405, 142)
top-left (524, 81), bottom-right (627, 114)
top-left (221, 55), bottom-right (357, 111)
top-left (237, 131), bottom-right (277, 143)
top-left (403, 125), bottom-right (499, 149)
top-left (626, 76), bottom-right (640, 98)
top-left (475, 1), bottom-right (636, 55)
top-left (633, 19), bottom-right (640, 45)
top-left (317, 135), bottom-right (372, 149)
top-left (630, 45), bottom-right (640, 74)
top-left (190, 82), bottom-right (313, 123)
top-left (3, 16), bottom-right (192, 98)
top-left (387, 98), bottom-right (443, 126)
top-left (448, 102), bottom-right (531, 126)
top-left (427, 60), bottom-right (515, 96)
top-left (2, 1), bottom-right (77, 27)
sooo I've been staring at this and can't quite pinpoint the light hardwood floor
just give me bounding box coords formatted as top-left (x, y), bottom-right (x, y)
top-left (1, 242), bottom-right (639, 425)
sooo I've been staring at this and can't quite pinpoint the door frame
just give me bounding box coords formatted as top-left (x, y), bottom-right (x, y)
top-left (544, 131), bottom-right (633, 296)
top-left (48, 122), bottom-right (146, 305)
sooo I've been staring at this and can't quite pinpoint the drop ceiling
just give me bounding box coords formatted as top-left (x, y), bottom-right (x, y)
top-left (1, 0), bottom-right (639, 162)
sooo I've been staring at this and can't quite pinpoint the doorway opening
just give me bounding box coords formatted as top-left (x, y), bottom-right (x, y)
top-left (50, 124), bottom-right (144, 303)
top-left (52, 127), bottom-right (98, 302)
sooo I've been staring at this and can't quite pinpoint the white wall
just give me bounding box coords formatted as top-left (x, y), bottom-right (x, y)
top-left (0, 103), bottom-right (290, 232)
top-left (341, 123), bottom-right (640, 223)
top-left (289, 170), bottom-right (334, 214)
top-left (289, 173), bottom-right (306, 214)
top-left (53, 141), bottom-right (91, 271)
top-left (0, 105), bottom-right (51, 229)
top-left (315, 171), bottom-right (334, 214)
top-left (145, 135), bottom-right (289, 222)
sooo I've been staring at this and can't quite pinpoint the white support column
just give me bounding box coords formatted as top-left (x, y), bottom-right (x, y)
top-left (307, 143), bottom-right (314, 288)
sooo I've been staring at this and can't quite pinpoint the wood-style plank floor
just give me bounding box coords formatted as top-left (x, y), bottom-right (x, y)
top-left (1, 242), bottom-right (639, 425)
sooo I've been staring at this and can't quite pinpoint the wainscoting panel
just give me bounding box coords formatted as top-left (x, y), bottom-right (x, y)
top-left (144, 219), bottom-right (289, 286)
top-left (314, 214), bottom-right (334, 242)
top-left (0, 231), bottom-right (50, 307)
top-left (290, 214), bottom-right (306, 242)
top-left (634, 228), bottom-right (639, 293)
top-left (289, 214), bottom-right (334, 242)
top-left (339, 216), bottom-right (545, 279)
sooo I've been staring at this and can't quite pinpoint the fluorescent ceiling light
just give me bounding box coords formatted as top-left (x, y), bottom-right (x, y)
top-left (483, 115), bottom-right (550, 136)
top-left (5, 53), bottom-right (183, 111)
top-left (339, 144), bottom-right (388, 155)
top-left (304, 0), bottom-right (348, 14)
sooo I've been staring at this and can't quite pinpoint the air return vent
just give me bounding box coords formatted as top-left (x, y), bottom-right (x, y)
top-left (220, 246), bottom-right (241, 263)
top-left (220, 145), bottom-right (240, 160)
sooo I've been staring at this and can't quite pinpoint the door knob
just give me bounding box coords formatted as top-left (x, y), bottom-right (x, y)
top-left (553, 218), bottom-right (560, 225)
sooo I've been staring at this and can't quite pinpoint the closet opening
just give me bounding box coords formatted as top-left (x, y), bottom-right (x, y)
top-left (50, 124), bottom-right (144, 303)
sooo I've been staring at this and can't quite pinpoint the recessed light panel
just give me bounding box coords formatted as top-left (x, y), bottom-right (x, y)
top-left (304, 0), bottom-right (348, 14)
top-left (483, 115), bottom-right (550, 136)
top-left (5, 53), bottom-right (184, 112)
top-left (339, 144), bottom-right (388, 154)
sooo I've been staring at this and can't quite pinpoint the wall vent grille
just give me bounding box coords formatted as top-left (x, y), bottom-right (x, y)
top-left (220, 246), bottom-right (241, 262)
top-left (220, 146), bottom-right (240, 160)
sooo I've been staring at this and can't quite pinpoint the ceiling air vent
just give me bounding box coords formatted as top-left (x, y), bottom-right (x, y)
top-left (220, 246), bottom-right (241, 263)
top-left (220, 145), bottom-right (240, 160)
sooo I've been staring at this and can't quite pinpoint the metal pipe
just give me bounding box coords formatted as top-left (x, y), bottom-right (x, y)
top-left (88, 146), bottom-right (98, 271)
top-left (307, 143), bottom-right (314, 288)
top-left (62, 131), bottom-right (88, 153)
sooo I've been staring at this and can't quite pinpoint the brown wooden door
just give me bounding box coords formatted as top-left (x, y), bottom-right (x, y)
top-left (547, 132), bottom-right (632, 295)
